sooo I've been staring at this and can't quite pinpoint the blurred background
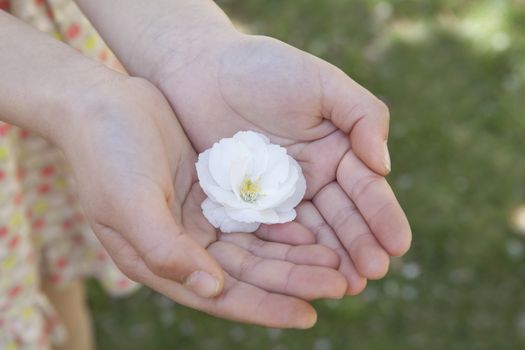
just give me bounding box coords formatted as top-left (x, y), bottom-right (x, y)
top-left (89, 0), bottom-right (525, 349)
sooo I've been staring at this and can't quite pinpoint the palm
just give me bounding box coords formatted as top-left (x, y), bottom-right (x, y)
top-left (158, 34), bottom-right (412, 294)
top-left (173, 162), bottom-right (347, 327)
top-left (68, 78), bottom-right (346, 328)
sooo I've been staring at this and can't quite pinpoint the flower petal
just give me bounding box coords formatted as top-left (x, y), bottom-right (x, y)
top-left (201, 198), bottom-right (226, 228)
top-left (234, 131), bottom-right (269, 179)
top-left (225, 207), bottom-right (281, 224)
top-left (276, 209), bottom-right (297, 223)
top-left (202, 198), bottom-right (260, 233)
top-left (257, 157), bottom-right (299, 210)
top-left (196, 150), bottom-right (223, 201)
top-left (196, 150), bottom-right (215, 186)
top-left (230, 158), bottom-right (249, 201)
top-left (275, 159), bottom-right (307, 213)
top-left (209, 138), bottom-right (250, 190)
top-left (198, 131), bottom-right (307, 233)
top-left (258, 144), bottom-right (289, 191)
top-left (221, 220), bottom-right (260, 233)
top-left (233, 130), bottom-right (270, 144)
top-left (207, 185), bottom-right (252, 209)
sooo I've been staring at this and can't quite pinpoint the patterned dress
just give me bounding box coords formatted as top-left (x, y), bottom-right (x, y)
top-left (0, 0), bottom-right (140, 348)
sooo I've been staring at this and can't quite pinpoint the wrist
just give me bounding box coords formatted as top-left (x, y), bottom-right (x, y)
top-left (112, 1), bottom-right (241, 84)
top-left (48, 66), bottom-right (130, 148)
top-left (74, 0), bottom-right (242, 88)
top-left (0, 11), bottom-right (128, 143)
top-left (148, 26), bottom-right (242, 87)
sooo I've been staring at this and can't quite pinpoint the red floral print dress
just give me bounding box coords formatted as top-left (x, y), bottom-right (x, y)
top-left (0, 1), bottom-right (139, 348)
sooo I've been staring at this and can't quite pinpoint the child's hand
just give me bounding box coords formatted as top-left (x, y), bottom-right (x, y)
top-left (74, 0), bottom-right (411, 298)
top-left (60, 75), bottom-right (346, 328)
top-left (0, 11), bottom-right (348, 328)
top-left (148, 32), bottom-right (412, 295)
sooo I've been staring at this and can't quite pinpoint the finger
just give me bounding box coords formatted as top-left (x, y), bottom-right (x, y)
top-left (127, 256), bottom-right (318, 329)
top-left (212, 275), bottom-right (317, 329)
top-left (337, 151), bottom-right (412, 256)
top-left (101, 185), bottom-right (224, 298)
top-left (255, 222), bottom-right (316, 245)
top-left (96, 202), bottom-right (317, 328)
top-left (313, 182), bottom-right (389, 279)
top-left (317, 58), bottom-right (390, 175)
top-left (209, 241), bottom-right (347, 300)
top-left (295, 201), bottom-right (367, 295)
top-left (219, 232), bottom-right (340, 268)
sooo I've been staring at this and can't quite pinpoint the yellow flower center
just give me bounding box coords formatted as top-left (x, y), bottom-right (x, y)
top-left (239, 177), bottom-right (261, 203)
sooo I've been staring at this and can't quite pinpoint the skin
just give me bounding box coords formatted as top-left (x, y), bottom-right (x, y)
top-left (151, 31), bottom-right (412, 295)
top-left (70, 77), bottom-right (348, 328)
top-left (74, 0), bottom-right (412, 298)
top-left (0, 11), bottom-right (347, 330)
top-left (3, 0), bottom-right (413, 330)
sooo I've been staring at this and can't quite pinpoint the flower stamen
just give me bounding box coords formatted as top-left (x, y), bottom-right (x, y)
top-left (239, 177), bottom-right (261, 203)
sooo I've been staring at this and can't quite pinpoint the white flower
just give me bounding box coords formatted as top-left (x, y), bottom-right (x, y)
top-left (196, 131), bottom-right (306, 233)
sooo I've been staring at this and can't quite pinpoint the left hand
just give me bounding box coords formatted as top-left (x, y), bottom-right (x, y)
top-left (64, 75), bottom-right (346, 328)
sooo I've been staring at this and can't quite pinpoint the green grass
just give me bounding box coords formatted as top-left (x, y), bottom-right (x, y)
top-left (89, 1), bottom-right (525, 349)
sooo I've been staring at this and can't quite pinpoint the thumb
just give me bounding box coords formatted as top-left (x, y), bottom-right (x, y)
top-left (107, 187), bottom-right (224, 298)
top-left (319, 60), bottom-right (391, 175)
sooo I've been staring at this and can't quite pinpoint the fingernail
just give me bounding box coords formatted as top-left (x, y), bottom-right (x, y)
top-left (383, 141), bottom-right (391, 172)
top-left (184, 271), bottom-right (221, 298)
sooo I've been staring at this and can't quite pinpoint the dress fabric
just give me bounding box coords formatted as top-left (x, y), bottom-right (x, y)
top-left (0, 0), bottom-right (140, 348)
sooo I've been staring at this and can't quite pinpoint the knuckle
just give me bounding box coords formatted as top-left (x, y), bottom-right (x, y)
top-left (142, 229), bottom-right (186, 279)
top-left (238, 255), bottom-right (263, 280)
top-left (282, 265), bottom-right (296, 293)
top-left (351, 174), bottom-right (382, 202)
top-left (247, 237), bottom-right (266, 254)
top-left (352, 95), bottom-right (390, 123)
top-left (114, 256), bottom-right (142, 283)
top-left (144, 246), bottom-right (179, 279)
top-left (331, 205), bottom-right (359, 233)
top-left (373, 98), bottom-right (390, 122)
top-left (120, 266), bottom-right (141, 283)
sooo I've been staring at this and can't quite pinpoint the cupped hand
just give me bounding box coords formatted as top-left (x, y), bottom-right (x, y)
top-left (58, 74), bottom-right (346, 328)
top-left (153, 32), bottom-right (412, 295)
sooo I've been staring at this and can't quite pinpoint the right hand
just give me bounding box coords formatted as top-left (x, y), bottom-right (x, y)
top-left (71, 0), bottom-right (411, 298)
top-left (149, 31), bottom-right (412, 295)
top-left (56, 72), bottom-right (347, 328)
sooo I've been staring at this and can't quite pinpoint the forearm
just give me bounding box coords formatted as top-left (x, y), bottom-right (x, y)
top-left (74, 0), bottom-right (237, 81)
top-left (0, 10), bottom-right (118, 142)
